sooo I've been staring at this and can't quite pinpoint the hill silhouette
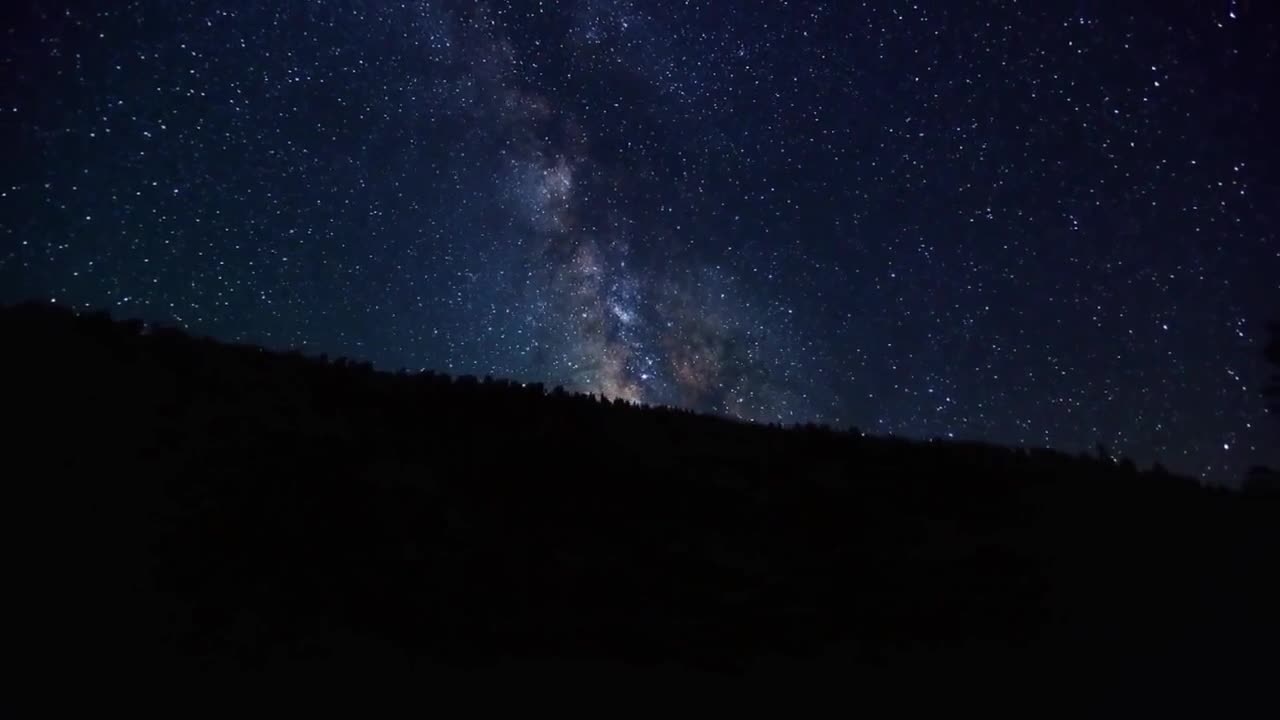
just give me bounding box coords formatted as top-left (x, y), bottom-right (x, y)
top-left (7, 302), bottom-right (1279, 685)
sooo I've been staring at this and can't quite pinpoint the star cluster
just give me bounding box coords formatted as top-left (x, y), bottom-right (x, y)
top-left (1, 0), bottom-right (1277, 483)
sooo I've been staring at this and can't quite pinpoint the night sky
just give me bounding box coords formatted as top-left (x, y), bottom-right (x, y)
top-left (2, 1), bottom-right (1277, 484)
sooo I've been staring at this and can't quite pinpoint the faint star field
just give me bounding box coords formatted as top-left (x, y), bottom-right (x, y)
top-left (1, 0), bottom-right (1276, 484)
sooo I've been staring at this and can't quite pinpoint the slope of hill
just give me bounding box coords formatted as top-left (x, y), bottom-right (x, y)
top-left (6, 302), bottom-right (1278, 683)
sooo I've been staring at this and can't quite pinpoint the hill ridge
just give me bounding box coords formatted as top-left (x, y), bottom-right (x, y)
top-left (5, 301), bottom-right (1277, 679)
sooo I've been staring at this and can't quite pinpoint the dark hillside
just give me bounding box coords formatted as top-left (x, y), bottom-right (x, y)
top-left (6, 303), bottom-right (1278, 683)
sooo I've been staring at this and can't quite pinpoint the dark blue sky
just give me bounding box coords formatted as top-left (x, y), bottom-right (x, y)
top-left (2, 0), bottom-right (1277, 484)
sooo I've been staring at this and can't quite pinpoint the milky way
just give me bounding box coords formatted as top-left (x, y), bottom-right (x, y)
top-left (1, 0), bottom-right (1277, 483)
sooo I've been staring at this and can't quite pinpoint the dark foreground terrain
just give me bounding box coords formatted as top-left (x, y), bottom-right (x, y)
top-left (7, 303), bottom-right (1279, 690)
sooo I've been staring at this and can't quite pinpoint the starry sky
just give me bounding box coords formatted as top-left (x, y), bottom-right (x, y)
top-left (2, 0), bottom-right (1277, 484)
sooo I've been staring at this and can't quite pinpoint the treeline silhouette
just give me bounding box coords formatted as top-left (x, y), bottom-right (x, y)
top-left (7, 302), bottom-right (1279, 681)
